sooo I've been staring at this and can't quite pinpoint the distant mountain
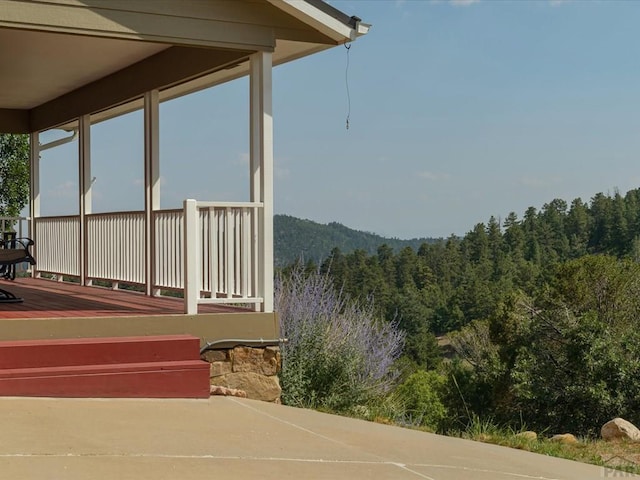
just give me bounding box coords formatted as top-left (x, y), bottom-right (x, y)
top-left (274, 214), bottom-right (440, 267)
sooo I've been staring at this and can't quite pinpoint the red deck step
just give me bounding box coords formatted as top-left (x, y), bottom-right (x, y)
top-left (0, 335), bottom-right (210, 398)
top-left (0, 334), bottom-right (201, 369)
top-left (0, 360), bottom-right (210, 398)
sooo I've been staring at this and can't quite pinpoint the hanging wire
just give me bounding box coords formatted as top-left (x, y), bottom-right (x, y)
top-left (344, 42), bottom-right (352, 130)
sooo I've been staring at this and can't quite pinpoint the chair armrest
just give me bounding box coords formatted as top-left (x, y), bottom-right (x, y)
top-left (0, 237), bottom-right (35, 266)
top-left (14, 238), bottom-right (34, 249)
top-left (0, 237), bottom-right (33, 249)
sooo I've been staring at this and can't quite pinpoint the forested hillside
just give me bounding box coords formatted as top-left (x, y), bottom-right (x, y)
top-left (311, 190), bottom-right (640, 335)
top-left (279, 188), bottom-right (640, 436)
top-left (274, 214), bottom-right (437, 267)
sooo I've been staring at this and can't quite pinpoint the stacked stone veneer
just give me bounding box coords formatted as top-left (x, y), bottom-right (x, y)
top-left (201, 346), bottom-right (281, 402)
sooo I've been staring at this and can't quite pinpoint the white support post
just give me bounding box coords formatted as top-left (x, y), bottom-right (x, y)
top-left (78, 114), bottom-right (91, 285)
top-left (250, 51), bottom-right (274, 313)
top-left (29, 132), bottom-right (40, 277)
top-left (183, 199), bottom-right (199, 315)
top-left (144, 90), bottom-right (160, 296)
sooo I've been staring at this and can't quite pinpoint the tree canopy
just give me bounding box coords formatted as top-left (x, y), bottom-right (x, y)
top-left (0, 134), bottom-right (30, 218)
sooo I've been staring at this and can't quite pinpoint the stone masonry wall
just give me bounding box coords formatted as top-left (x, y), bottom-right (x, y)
top-left (201, 346), bottom-right (281, 403)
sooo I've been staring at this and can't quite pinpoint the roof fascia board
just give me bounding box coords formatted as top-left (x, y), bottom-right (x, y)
top-left (304, 0), bottom-right (371, 36)
top-left (0, 0), bottom-right (275, 50)
top-left (266, 0), bottom-right (358, 43)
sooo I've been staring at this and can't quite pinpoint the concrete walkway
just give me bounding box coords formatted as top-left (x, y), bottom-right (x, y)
top-left (0, 396), bottom-right (634, 479)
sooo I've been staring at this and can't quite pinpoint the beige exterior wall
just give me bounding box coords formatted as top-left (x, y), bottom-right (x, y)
top-left (0, 312), bottom-right (279, 347)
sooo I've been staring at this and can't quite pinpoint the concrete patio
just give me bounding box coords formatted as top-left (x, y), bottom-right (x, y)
top-left (0, 396), bottom-right (633, 479)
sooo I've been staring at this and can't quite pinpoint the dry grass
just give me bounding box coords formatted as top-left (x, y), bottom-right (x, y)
top-left (348, 403), bottom-right (640, 474)
top-left (465, 430), bottom-right (640, 475)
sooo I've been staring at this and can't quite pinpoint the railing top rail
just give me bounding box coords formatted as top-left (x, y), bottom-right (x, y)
top-left (0, 216), bottom-right (29, 221)
top-left (154, 208), bottom-right (183, 215)
top-left (86, 210), bottom-right (145, 218)
top-left (36, 202), bottom-right (263, 222)
top-left (194, 201), bottom-right (263, 209)
top-left (36, 214), bottom-right (81, 221)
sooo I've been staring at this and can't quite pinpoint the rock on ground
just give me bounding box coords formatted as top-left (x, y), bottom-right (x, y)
top-left (601, 418), bottom-right (640, 442)
top-left (515, 431), bottom-right (537, 441)
top-left (550, 433), bottom-right (578, 444)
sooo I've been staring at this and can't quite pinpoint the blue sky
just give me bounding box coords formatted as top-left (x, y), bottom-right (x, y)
top-left (39, 0), bottom-right (640, 239)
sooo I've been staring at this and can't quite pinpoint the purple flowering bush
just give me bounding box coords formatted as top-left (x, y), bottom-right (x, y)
top-left (276, 266), bottom-right (405, 411)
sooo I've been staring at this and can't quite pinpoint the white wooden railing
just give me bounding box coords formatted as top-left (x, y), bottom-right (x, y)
top-left (32, 200), bottom-right (264, 312)
top-left (35, 215), bottom-right (80, 276)
top-left (87, 211), bottom-right (145, 284)
top-left (154, 209), bottom-right (184, 290)
top-left (183, 200), bottom-right (263, 314)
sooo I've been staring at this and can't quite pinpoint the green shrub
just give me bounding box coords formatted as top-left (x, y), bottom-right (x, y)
top-left (395, 370), bottom-right (448, 431)
top-left (276, 266), bottom-right (404, 412)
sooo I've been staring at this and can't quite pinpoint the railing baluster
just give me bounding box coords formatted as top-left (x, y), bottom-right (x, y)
top-left (242, 207), bottom-right (249, 298)
top-left (209, 209), bottom-right (216, 297)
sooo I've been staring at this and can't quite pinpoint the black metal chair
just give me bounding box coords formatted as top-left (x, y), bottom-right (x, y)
top-left (0, 234), bottom-right (35, 303)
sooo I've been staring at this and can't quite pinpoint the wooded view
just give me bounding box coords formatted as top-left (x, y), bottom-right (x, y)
top-left (277, 188), bottom-right (640, 437)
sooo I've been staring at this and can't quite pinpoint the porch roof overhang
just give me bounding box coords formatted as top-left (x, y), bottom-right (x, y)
top-left (0, 0), bottom-right (369, 134)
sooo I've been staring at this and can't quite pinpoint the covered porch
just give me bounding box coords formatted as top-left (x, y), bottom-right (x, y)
top-left (0, 0), bottom-right (368, 343)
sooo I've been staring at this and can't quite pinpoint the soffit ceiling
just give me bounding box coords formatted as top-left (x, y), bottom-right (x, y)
top-left (0, 28), bottom-right (170, 110)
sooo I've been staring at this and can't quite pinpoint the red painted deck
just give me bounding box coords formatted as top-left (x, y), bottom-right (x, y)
top-left (0, 277), bottom-right (251, 319)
